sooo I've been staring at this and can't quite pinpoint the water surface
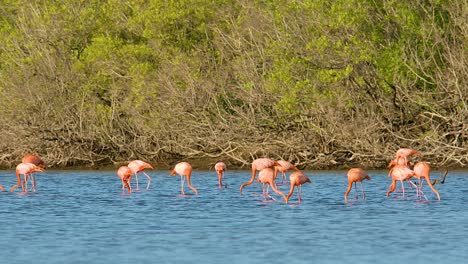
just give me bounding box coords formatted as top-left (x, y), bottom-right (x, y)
top-left (1, 169), bottom-right (467, 264)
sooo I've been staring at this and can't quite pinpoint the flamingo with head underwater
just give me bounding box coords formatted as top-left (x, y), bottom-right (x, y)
top-left (117, 166), bottom-right (133, 193)
top-left (21, 154), bottom-right (46, 191)
top-left (214, 162), bottom-right (227, 188)
top-left (240, 158), bottom-right (280, 194)
top-left (257, 167), bottom-right (287, 203)
top-left (286, 171), bottom-right (311, 204)
top-left (275, 160), bottom-right (300, 185)
top-left (386, 165), bottom-right (417, 198)
top-left (170, 162), bottom-right (198, 195)
top-left (128, 160), bottom-right (153, 191)
top-left (11, 162), bottom-right (45, 192)
top-left (412, 162), bottom-right (440, 200)
top-left (344, 168), bottom-right (370, 202)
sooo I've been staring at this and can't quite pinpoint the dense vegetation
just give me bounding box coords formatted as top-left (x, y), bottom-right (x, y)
top-left (0, 0), bottom-right (466, 169)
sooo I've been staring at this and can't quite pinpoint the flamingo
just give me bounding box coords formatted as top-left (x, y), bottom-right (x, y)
top-left (117, 166), bottom-right (133, 193)
top-left (11, 163), bottom-right (45, 192)
top-left (170, 162), bottom-right (198, 195)
top-left (412, 162), bottom-right (441, 200)
top-left (240, 158), bottom-right (279, 194)
top-left (344, 168), bottom-right (371, 202)
top-left (256, 168), bottom-right (287, 203)
top-left (286, 171), bottom-right (311, 204)
top-left (388, 148), bottom-right (421, 168)
top-left (127, 160), bottom-right (153, 191)
top-left (275, 160), bottom-right (300, 185)
top-left (214, 162), bottom-right (227, 188)
top-left (21, 154), bottom-right (46, 191)
top-left (386, 165), bottom-right (416, 198)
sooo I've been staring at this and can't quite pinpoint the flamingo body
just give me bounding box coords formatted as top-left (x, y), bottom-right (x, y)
top-left (256, 168), bottom-right (287, 203)
top-left (240, 158), bottom-right (279, 194)
top-left (215, 162), bottom-right (226, 188)
top-left (127, 160), bottom-right (153, 190)
top-left (286, 171), bottom-right (311, 203)
top-left (22, 154), bottom-right (46, 169)
top-left (128, 160), bottom-right (153, 173)
top-left (344, 168), bottom-right (370, 202)
top-left (275, 160), bottom-right (299, 184)
top-left (170, 162), bottom-right (198, 195)
top-left (386, 165), bottom-right (416, 197)
top-left (21, 154), bottom-right (46, 191)
top-left (388, 148), bottom-right (421, 168)
top-left (11, 162), bottom-right (45, 192)
top-left (412, 162), bottom-right (440, 200)
top-left (117, 166), bottom-right (133, 193)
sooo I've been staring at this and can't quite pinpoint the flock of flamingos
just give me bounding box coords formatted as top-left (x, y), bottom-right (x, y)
top-left (4, 148), bottom-right (447, 204)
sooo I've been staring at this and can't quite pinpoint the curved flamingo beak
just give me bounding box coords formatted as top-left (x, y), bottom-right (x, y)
top-left (170, 169), bottom-right (176, 176)
top-left (141, 163), bottom-right (153, 170)
top-left (34, 166), bottom-right (46, 173)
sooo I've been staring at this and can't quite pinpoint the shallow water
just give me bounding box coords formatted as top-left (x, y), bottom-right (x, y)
top-left (0, 169), bottom-right (467, 264)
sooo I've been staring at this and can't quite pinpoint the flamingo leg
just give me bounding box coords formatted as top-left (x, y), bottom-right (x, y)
top-left (180, 176), bottom-right (185, 195)
top-left (400, 180), bottom-right (405, 197)
top-left (142, 172), bottom-right (152, 190)
top-left (218, 172), bottom-right (223, 189)
top-left (10, 173), bottom-right (22, 193)
top-left (354, 182), bottom-right (358, 200)
top-left (298, 185), bottom-right (302, 203)
top-left (135, 173), bottom-right (140, 191)
top-left (409, 181), bottom-right (419, 198)
top-left (22, 173), bottom-right (30, 192)
top-left (267, 185), bottom-right (276, 201)
top-left (265, 185), bottom-right (277, 200)
top-left (24, 174), bottom-right (31, 191)
top-left (419, 180), bottom-right (428, 200)
top-left (360, 182), bottom-right (366, 200)
top-left (31, 174), bottom-right (36, 192)
top-left (419, 178), bottom-right (423, 198)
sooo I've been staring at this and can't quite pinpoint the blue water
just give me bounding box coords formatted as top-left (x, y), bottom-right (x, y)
top-left (0, 169), bottom-right (467, 264)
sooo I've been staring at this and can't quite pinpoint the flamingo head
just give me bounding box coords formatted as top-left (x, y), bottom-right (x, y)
top-left (170, 169), bottom-right (176, 176)
top-left (365, 175), bottom-right (371, 180)
top-left (387, 160), bottom-right (396, 168)
top-left (32, 165), bottom-right (46, 173)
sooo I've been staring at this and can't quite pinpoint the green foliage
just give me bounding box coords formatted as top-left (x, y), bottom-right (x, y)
top-left (0, 0), bottom-right (465, 168)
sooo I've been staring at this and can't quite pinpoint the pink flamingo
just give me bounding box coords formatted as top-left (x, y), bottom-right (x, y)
top-left (275, 160), bottom-right (300, 185)
top-left (388, 148), bottom-right (421, 168)
top-left (214, 162), bottom-right (227, 188)
top-left (240, 158), bottom-right (279, 194)
top-left (128, 160), bottom-right (153, 190)
top-left (21, 154), bottom-right (46, 191)
top-left (386, 165), bottom-right (417, 197)
top-left (412, 162), bottom-right (441, 200)
top-left (170, 162), bottom-right (198, 195)
top-left (11, 163), bottom-right (46, 192)
top-left (117, 166), bottom-right (133, 193)
top-left (286, 171), bottom-right (311, 204)
top-left (344, 168), bottom-right (371, 202)
top-left (256, 168), bottom-right (287, 203)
